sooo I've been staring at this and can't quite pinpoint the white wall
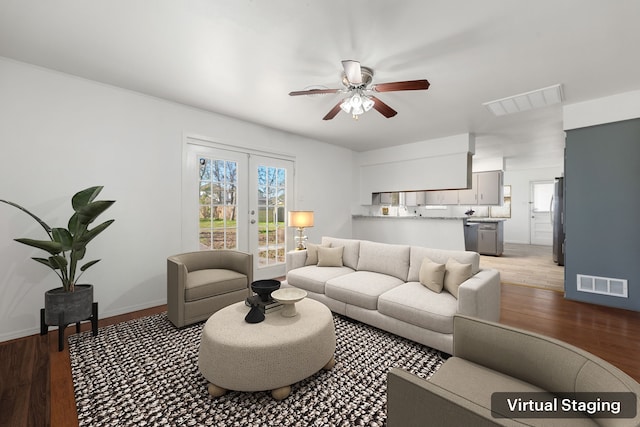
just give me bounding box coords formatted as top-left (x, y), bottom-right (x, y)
top-left (0, 58), bottom-right (354, 341)
top-left (353, 133), bottom-right (475, 204)
top-left (564, 89), bottom-right (640, 130)
top-left (502, 166), bottom-right (563, 244)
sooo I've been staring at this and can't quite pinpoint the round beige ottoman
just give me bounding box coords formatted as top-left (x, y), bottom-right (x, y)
top-left (197, 298), bottom-right (336, 400)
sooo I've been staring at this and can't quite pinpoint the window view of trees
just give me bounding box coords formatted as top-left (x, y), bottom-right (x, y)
top-left (198, 157), bottom-right (287, 267)
top-left (257, 165), bottom-right (286, 266)
top-left (199, 157), bottom-right (238, 249)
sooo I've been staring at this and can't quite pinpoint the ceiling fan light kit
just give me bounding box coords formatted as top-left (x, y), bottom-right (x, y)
top-left (340, 91), bottom-right (375, 120)
top-left (289, 60), bottom-right (430, 121)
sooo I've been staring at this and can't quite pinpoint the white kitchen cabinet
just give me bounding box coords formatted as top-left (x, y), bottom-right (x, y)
top-left (458, 174), bottom-right (478, 205)
top-left (458, 171), bottom-right (503, 205)
top-left (425, 190), bottom-right (459, 205)
top-left (405, 191), bottom-right (426, 206)
top-left (475, 221), bottom-right (504, 256)
top-left (380, 192), bottom-right (399, 205)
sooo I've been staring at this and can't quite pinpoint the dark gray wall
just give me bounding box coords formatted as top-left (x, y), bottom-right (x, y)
top-left (565, 118), bottom-right (640, 311)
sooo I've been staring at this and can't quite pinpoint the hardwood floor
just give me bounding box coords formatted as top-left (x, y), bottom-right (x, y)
top-left (500, 283), bottom-right (640, 382)
top-left (0, 334), bottom-right (49, 427)
top-left (1, 247), bottom-right (639, 426)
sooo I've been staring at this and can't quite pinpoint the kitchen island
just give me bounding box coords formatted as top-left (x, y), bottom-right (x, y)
top-left (352, 215), bottom-right (468, 250)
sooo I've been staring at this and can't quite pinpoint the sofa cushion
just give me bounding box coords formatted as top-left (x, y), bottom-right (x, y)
top-left (356, 240), bottom-right (410, 281)
top-left (325, 271), bottom-right (404, 310)
top-left (185, 269), bottom-right (247, 302)
top-left (419, 257), bottom-right (445, 293)
top-left (304, 242), bottom-right (330, 266)
top-left (317, 246), bottom-right (344, 267)
top-left (378, 282), bottom-right (458, 334)
top-left (407, 246), bottom-right (479, 282)
top-left (322, 237), bottom-right (360, 270)
top-left (444, 259), bottom-right (472, 299)
top-left (286, 265), bottom-right (354, 294)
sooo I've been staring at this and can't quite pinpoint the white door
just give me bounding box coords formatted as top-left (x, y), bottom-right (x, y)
top-left (530, 180), bottom-right (554, 245)
top-left (183, 140), bottom-right (295, 279)
top-left (249, 155), bottom-right (294, 280)
top-left (183, 142), bottom-right (249, 252)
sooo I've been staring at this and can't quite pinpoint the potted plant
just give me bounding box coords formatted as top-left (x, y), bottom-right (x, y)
top-left (1, 186), bottom-right (115, 331)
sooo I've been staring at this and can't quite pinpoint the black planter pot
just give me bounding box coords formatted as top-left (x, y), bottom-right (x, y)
top-left (44, 284), bottom-right (94, 326)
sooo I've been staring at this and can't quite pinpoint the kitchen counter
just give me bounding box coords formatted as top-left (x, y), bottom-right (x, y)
top-left (352, 215), bottom-right (468, 220)
top-left (352, 215), bottom-right (467, 250)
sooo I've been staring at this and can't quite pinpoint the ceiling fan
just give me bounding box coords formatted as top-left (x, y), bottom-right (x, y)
top-left (289, 60), bottom-right (430, 120)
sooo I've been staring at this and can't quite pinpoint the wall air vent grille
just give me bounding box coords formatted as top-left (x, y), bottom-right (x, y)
top-left (576, 274), bottom-right (628, 298)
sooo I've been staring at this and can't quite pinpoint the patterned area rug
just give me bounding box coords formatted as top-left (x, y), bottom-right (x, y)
top-left (68, 312), bottom-right (446, 426)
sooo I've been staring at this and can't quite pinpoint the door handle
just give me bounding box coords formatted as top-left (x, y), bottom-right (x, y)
top-left (250, 219), bottom-right (256, 224)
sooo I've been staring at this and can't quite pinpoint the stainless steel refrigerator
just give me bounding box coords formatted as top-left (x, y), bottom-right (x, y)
top-left (552, 177), bottom-right (565, 266)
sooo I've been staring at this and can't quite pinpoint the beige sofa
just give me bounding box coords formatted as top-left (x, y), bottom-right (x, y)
top-left (282, 237), bottom-right (501, 354)
top-left (167, 250), bottom-right (253, 327)
top-left (388, 315), bottom-right (640, 426)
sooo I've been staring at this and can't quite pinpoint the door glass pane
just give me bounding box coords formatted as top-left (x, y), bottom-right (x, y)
top-left (256, 165), bottom-right (287, 268)
top-left (533, 182), bottom-right (554, 212)
top-left (199, 156), bottom-right (238, 250)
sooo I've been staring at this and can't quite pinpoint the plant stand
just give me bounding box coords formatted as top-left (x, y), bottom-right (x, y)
top-left (40, 302), bottom-right (99, 351)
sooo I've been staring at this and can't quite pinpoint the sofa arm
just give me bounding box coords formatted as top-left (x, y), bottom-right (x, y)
top-left (286, 249), bottom-right (307, 272)
top-left (387, 368), bottom-right (503, 427)
top-left (457, 268), bottom-right (501, 322)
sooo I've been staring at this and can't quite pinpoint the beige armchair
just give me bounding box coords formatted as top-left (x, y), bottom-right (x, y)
top-left (167, 250), bottom-right (253, 328)
top-left (388, 315), bottom-right (640, 426)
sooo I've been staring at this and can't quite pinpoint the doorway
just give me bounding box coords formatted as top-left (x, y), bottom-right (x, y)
top-left (529, 180), bottom-right (554, 245)
top-left (249, 155), bottom-right (293, 280)
top-left (183, 138), bottom-right (294, 280)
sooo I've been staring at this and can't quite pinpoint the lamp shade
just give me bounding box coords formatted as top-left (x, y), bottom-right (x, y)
top-left (288, 211), bottom-right (314, 228)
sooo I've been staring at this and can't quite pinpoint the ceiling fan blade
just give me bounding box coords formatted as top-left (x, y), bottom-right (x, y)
top-left (289, 88), bottom-right (341, 96)
top-left (372, 79), bottom-right (430, 92)
top-left (370, 96), bottom-right (398, 118)
top-left (322, 102), bottom-right (343, 120)
top-left (342, 60), bottom-right (362, 85)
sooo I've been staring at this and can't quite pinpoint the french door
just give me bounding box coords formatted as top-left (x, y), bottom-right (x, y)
top-left (183, 139), bottom-right (293, 280)
top-left (249, 155), bottom-right (293, 280)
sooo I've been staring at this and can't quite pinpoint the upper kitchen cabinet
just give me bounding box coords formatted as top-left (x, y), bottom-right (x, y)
top-left (425, 189), bottom-right (459, 205)
top-left (404, 191), bottom-right (426, 206)
top-left (458, 171), bottom-right (504, 205)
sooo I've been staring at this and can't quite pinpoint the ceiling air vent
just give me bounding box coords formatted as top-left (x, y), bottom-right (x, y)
top-left (483, 84), bottom-right (564, 116)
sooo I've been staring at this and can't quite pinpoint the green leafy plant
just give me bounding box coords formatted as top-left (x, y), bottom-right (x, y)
top-left (1, 186), bottom-right (115, 292)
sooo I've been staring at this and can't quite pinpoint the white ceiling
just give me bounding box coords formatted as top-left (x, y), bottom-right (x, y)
top-left (2, 1), bottom-right (640, 169)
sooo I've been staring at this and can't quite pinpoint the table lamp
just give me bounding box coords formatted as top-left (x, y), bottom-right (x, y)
top-left (288, 211), bottom-right (314, 250)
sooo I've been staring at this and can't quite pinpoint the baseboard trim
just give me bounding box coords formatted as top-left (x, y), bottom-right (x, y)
top-left (0, 298), bottom-right (166, 344)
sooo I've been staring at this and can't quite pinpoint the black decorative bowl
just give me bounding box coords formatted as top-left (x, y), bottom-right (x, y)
top-left (251, 279), bottom-right (281, 302)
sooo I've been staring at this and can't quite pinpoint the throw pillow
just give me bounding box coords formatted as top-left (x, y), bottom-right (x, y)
top-left (304, 242), bottom-right (330, 266)
top-left (317, 246), bottom-right (344, 267)
top-left (418, 257), bottom-right (446, 293)
top-left (444, 258), bottom-right (472, 299)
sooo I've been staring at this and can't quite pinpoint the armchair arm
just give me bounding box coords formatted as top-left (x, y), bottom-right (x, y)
top-left (387, 368), bottom-right (503, 427)
top-left (457, 268), bottom-right (501, 322)
top-left (173, 250), bottom-right (252, 275)
top-left (167, 256), bottom-right (189, 327)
